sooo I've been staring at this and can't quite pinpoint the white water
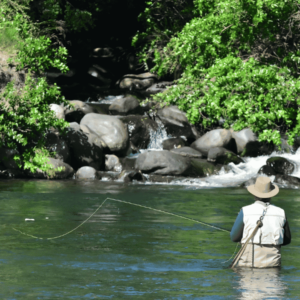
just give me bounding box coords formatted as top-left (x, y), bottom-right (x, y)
top-left (141, 121), bottom-right (300, 188)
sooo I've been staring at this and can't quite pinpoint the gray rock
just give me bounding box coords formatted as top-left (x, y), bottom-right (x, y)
top-left (50, 104), bottom-right (65, 119)
top-left (117, 72), bottom-right (157, 90)
top-left (0, 148), bottom-right (20, 169)
top-left (80, 113), bottom-right (129, 155)
top-left (76, 166), bottom-right (97, 180)
top-left (162, 137), bottom-right (186, 150)
top-left (157, 106), bottom-right (197, 142)
top-left (231, 128), bottom-right (257, 154)
top-left (274, 174), bottom-right (300, 188)
top-left (258, 165), bottom-right (276, 176)
top-left (207, 147), bottom-right (244, 165)
top-left (28, 158), bottom-right (74, 179)
top-left (64, 100), bottom-right (96, 123)
top-left (170, 147), bottom-right (203, 158)
top-left (232, 128), bottom-right (274, 157)
top-left (105, 155), bottom-right (122, 172)
top-left (65, 124), bottom-right (104, 170)
top-left (109, 95), bottom-right (141, 115)
top-left (266, 157), bottom-right (296, 175)
top-left (191, 129), bottom-right (235, 157)
top-left (145, 81), bottom-right (173, 95)
top-left (124, 171), bottom-right (146, 183)
top-left (135, 150), bottom-right (190, 175)
top-left (45, 132), bottom-right (70, 163)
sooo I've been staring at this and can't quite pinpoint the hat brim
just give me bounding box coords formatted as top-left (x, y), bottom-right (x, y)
top-left (247, 183), bottom-right (279, 198)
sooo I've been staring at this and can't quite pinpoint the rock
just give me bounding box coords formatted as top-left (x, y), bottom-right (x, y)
top-left (274, 138), bottom-right (294, 154)
top-left (117, 72), bottom-right (157, 90)
top-left (232, 128), bottom-right (257, 154)
top-left (232, 128), bottom-right (275, 157)
top-left (145, 81), bottom-right (173, 95)
top-left (188, 158), bottom-right (230, 177)
top-left (105, 155), bottom-right (122, 172)
top-left (207, 147), bottom-right (244, 165)
top-left (50, 104), bottom-right (65, 120)
top-left (258, 165), bottom-right (277, 176)
top-left (135, 150), bottom-right (190, 175)
top-left (64, 100), bottom-right (96, 123)
top-left (266, 157), bottom-right (296, 175)
top-left (65, 124), bottom-right (104, 170)
top-left (45, 132), bottom-right (70, 163)
top-left (119, 157), bottom-right (137, 171)
top-left (117, 115), bottom-right (158, 151)
top-left (108, 95), bottom-right (141, 115)
top-left (135, 150), bottom-right (226, 177)
top-left (274, 174), bottom-right (300, 188)
top-left (162, 137), bottom-right (186, 150)
top-left (80, 113), bottom-right (129, 156)
top-left (124, 171), bottom-right (146, 183)
top-left (191, 129), bottom-right (236, 157)
top-left (76, 166), bottom-right (98, 180)
top-left (0, 148), bottom-right (20, 169)
top-left (157, 106), bottom-right (196, 142)
top-left (27, 158), bottom-right (74, 179)
top-left (170, 147), bottom-right (203, 158)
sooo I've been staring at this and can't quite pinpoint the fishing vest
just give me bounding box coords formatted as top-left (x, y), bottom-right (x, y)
top-left (241, 201), bottom-right (286, 245)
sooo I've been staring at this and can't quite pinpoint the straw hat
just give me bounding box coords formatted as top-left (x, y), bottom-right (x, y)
top-left (247, 176), bottom-right (279, 198)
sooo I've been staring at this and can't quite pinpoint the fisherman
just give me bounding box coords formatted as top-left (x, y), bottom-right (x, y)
top-left (230, 176), bottom-right (291, 268)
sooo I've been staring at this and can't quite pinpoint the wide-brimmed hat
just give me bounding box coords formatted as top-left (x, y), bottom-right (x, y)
top-left (247, 176), bottom-right (279, 198)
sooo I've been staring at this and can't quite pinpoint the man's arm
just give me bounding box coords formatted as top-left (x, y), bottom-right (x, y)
top-left (282, 218), bottom-right (292, 246)
top-left (230, 209), bottom-right (244, 242)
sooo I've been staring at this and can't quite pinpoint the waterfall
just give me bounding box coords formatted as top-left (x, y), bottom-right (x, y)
top-left (146, 119), bottom-right (172, 150)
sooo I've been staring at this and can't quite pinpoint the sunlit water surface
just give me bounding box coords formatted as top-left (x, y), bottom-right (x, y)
top-left (0, 179), bottom-right (299, 299)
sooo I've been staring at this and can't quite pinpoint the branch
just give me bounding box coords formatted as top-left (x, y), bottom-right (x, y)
top-left (220, 24), bottom-right (233, 35)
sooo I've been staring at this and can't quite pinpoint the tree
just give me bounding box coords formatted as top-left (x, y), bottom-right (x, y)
top-left (143, 0), bottom-right (300, 147)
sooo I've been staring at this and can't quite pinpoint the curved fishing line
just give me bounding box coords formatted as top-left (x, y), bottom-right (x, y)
top-left (12, 197), bottom-right (230, 240)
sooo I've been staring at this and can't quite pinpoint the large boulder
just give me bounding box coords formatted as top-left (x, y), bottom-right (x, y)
top-left (117, 115), bottom-right (158, 151)
top-left (108, 95), bottom-right (141, 115)
top-left (134, 150), bottom-right (227, 177)
top-left (117, 72), bottom-right (157, 90)
top-left (135, 150), bottom-right (190, 175)
top-left (191, 129), bottom-right (236, 157)
top-left (232, 128), bottom-right (274, 157)
top-left (50, 104), bottom-right (65, 120)
top-left (45, 132), bottom-right (70, 163)
top-left (157, 106), bottom-right (197, 142)
top-left (105, 154), bottom-right (122, 172)
top-left (266, 157), bottom-right (296, 175)
top-left (162, 137), bottom-right (186, 150)
top-left (27, 158), bottom-right (74, 179)
top-left (76, 166), bottom-right (98, 180)
top-left (207, 147), bottom-right (244, 165)
top-left (80, 113), bottom-right (129, 156)
top-left (64, 123), bottom-right (104, 170)
top-left (64, 100), bottom-right (96, 123)
top-left (170, 147), bottom-right (203, 158)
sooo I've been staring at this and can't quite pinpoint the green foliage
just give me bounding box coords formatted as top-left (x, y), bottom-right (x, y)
top-left (0, 0), bottom-right (70, 175)
top-left (147, 0), bottom-right (300, 147)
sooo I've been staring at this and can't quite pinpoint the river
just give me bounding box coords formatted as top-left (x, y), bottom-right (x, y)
top-left (0, 179), bottom-right (299, 299)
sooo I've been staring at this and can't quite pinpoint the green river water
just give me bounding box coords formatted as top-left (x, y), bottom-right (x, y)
top-left (0, 179), bottom-right (299, 299)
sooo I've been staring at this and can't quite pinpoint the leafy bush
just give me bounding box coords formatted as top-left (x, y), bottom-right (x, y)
top-left (147, 0), bottom-right (300, 147)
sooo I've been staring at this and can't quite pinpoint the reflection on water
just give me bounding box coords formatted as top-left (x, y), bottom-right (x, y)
top-left (234, 268), bottom-right (287, 299)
